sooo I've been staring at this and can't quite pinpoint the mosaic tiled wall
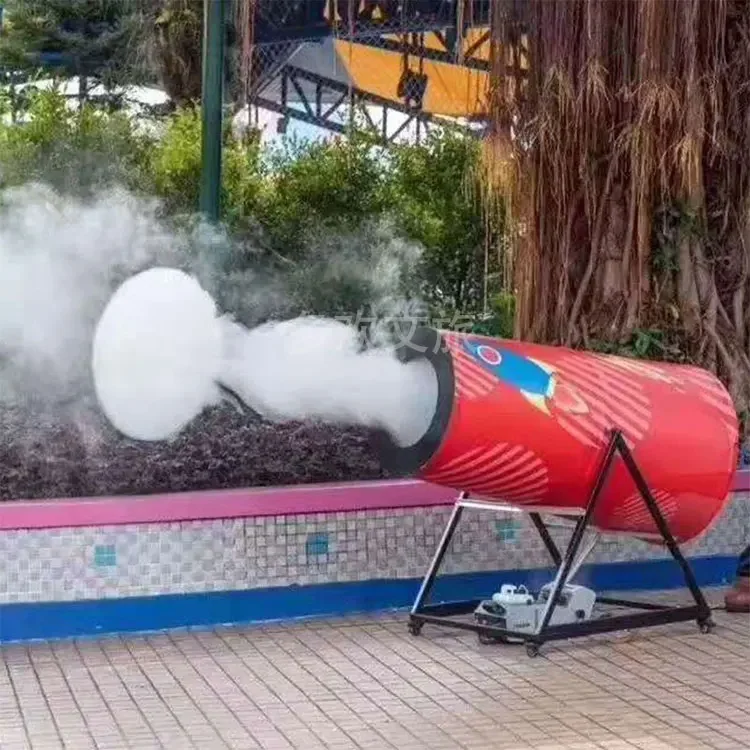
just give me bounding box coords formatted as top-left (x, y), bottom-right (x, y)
top-left (0, 494), bottom-right (747, 604)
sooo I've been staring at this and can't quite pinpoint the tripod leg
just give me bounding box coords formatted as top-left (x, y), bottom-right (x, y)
top-left (410, 494), bottom-right (465, 618)
top-left (615, 434), bottom-right (713, 627)
top-left (529, 513), bottom-right (562, 567)
top-left (534, 433), bottom-right (620, 639)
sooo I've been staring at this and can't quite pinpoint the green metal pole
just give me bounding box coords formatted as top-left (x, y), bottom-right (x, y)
top-left (199, 0), bottom-right (226, 222)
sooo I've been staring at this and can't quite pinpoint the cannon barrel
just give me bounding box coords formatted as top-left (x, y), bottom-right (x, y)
top-left (375, 327), bottom-right (738, 544)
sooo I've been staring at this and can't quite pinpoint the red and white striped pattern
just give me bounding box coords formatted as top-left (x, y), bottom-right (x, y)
top-left (608, 489), bottom-right (677, 529)
top-left (423, 442), bottom-right (549, 504)
top-left (688, 369), bottom-right (740, 468)
top-left (441, 332), bottom-right (497, 400)
top-left (600, 356), bottom-right (679, 384)
top-left (553, 354), bottom-right (652, 448)
top-left (602, 357), bottom-right (737, 432)
top-left (681, 366), bottom-right (739, 426)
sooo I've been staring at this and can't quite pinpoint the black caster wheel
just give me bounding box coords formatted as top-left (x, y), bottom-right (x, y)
top-left (408, 621), bottom-right (423, 636)
top-left (525, 643), bottom-right (540, 658)
top-left (699, 619), bottom-right (715, 634)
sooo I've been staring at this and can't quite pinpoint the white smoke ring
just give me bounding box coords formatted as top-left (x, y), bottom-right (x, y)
top-left (92, 267), bottom-right (438, 448)
top-left (92, 267), bottom-right (222, 441)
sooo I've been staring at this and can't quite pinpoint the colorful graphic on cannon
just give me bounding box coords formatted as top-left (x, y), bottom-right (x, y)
top-left (458, 336), bottom-right (648, 448)
top-left (462, 339), bottom-right (555, 412)
top-left (390, 330), bottom-right (741, 543)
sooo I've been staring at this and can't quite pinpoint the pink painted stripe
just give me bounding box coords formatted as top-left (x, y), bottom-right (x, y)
top-left (734, 468), bottom-right (750, 492)
top-left (0, 480), bottom-right (457, 531)
top-left (0, 470), bottom-right (746, 531)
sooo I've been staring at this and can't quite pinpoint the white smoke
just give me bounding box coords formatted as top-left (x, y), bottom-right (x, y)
top-left (219, 315), bottom-right (438, 446)
top-left (0, 183), bottom-right (187, 406)
top-left (0, 183), bottom-right (438, 449)
top-left (90, 268), bottom-right (438, 447)
top-left (91, 267), bottom-right (223, 441)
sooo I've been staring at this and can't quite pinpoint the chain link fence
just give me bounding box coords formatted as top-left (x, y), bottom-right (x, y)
top-left (239, 0), bottom-right (493, 144)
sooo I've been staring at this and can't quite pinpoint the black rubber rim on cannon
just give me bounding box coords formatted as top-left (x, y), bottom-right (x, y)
top-left (371, 326), bottom-right (456, 477)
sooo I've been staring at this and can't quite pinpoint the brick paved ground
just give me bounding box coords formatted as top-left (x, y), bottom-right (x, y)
top-left (0, 589), bottom-right (747, 750)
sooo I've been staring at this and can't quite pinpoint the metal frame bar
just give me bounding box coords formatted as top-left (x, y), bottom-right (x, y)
top-left (408, 429), bottom-right (715, 657)
top-left (351, 36), bottom-right (490, 72)
top-left (463, 29), bottom-right (491, 59)
top-left (199, 0), bottom-right (227, 223)
top-left (252, 0), bottom-right (494, 44)
top-left (254, 63), bottom-right (470, 142)
top-left (246, 1), bottom-right (504, 142)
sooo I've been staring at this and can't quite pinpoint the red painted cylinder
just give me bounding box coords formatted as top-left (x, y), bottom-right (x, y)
top-left (376, 328), bottom-right (738, 543)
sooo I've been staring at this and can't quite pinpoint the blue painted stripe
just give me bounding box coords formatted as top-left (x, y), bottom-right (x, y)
top-left (0, 555), bottom-right (736, 644)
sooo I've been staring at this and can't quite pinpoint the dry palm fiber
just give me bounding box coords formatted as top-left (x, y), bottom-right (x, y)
top-left (483, 0), bottom-right (750, 418)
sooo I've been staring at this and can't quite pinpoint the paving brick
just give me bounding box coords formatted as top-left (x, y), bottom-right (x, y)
top-left (0, 588), bottom-right (748, 749)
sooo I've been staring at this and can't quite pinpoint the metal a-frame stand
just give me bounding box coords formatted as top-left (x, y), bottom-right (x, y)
top-left (408, 429), bottom-right (715, 657)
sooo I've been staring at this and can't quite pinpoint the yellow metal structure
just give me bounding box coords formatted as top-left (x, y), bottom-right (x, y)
top-left (332, 27), bottom-right (528, 119)
top-left (333, 28), bottom-right (490, 118)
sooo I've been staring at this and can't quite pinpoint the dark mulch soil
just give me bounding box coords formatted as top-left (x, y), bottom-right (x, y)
top-left (0, 404), bottom-right (388, 501)
top-left (4, 403), bottom-right (744, 502)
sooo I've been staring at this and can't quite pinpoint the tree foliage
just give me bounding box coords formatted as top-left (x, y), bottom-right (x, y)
top-left (385, 129), bottom-right (495, 313)
top-left (0, 87), bottom-right (151, 192)
top-left (145, 109), bottom-right (496, 317)
top-left (149, 0), bottom-right (202, 106)
top-left (256, 133), bottom-right (389, 259)
top-left (483, 0), bottom-right (750, 416)
top-left (0, 87), bottom-right (494, 329)
top-left (0, 0), bottom-right (211, 107)
top-left (0, 0), bottom-right (148, 88)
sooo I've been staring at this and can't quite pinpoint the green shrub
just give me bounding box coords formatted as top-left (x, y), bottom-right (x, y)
top-left (256, 132), bottom-right (388, 258)
top-left (0, 89), bottom-right (502, 327)
top-left (383, 128), bottom-right (496, 313)
top-left (0, 88), bottom-right (152, 193)
top-left (467, 292), bottom-right (515, 338)
top-left (149, 107), bottom-right (202, 210)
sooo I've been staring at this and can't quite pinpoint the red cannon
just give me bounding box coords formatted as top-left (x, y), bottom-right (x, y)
top-left (377, 327), bottom-right (738, 544)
